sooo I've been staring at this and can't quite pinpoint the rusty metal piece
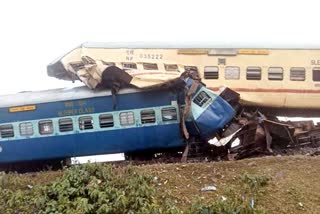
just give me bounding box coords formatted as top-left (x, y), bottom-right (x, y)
top-left (181, 142), bottom-right (189, 163)
top-left (263, 122), bottom-right (273, 153)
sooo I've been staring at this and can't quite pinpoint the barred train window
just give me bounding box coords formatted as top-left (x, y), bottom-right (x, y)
top-left (313, 67), bottom-right (320, 81)
top-left (99, 114), bottom-right (114, 128)
top-left (246, 67), bottom-right (262, 80)
top-left (161, 107), bottom-right (177, 122)
top-left (19, 122), bottom-right (34, 136)
top-left (59, 118), bottom-right (73, 132)
top-left (79, 116), bottom-right (94, 130)
top-left (141, 109), bottom-right (156, 124)
top-left (120, 112), bottom-right (135, 126)
top-left (39, 120), bottom-right (54, 135)
top-left (164, 64), bottom-right (178, 71)
top-left (143, 63), bottom-right (158, 70)
top-left (290, 67), bottom-right (305, 81)
top-left (225, 66), bottom-right (240, 80)
top-left (184, 66), bottom-right (198, 71)
top-left (204, 66), bottom-right (219, 79)
top-left (0, 124), bottom-right (14, 138)
top-left (194, 91), bottom-right (212, 107)
top-left (102, 61), bottom-right (115, 66)
top-left (268, 67), bottom-right (283, 80)
top-left (122, 62), bottom-right (137, 69)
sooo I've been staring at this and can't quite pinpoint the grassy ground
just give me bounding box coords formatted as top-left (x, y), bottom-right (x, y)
top-left (140, 155), bottom-right (320, 213)
top-left (1, 155), bottom-right (319, 213)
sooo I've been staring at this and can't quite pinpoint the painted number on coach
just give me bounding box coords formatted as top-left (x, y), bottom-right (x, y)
top-left (311, 60), bottom-right (320, 65)
top-left (139, 53), bottom-right (163, 60)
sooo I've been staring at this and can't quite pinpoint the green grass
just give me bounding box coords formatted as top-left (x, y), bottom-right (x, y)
top-left (0, 163), bottom-right (271, 214)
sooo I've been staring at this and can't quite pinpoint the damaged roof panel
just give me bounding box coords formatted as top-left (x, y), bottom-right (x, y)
top-left (47, 43), bottom-right (186, 89)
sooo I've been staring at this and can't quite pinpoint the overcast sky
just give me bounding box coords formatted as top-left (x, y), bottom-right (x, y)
top-left (0, 0), bottom-right (320, 95)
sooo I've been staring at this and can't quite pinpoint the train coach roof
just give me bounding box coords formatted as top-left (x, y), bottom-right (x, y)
top-left (0, 86), bottom-right (141, 108)
top-left (80, 42), bottom-right (320, 49)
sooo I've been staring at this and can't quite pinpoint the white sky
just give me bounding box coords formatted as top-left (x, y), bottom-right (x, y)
top-left (0, 0), bottom-right (319, 95)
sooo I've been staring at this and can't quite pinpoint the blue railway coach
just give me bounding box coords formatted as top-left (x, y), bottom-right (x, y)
top-left (0, 87), bottom-right (184, 164)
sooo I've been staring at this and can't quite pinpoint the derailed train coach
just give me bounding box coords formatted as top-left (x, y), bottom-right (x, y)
top-left (2, 42), bottom-right (318, 168)
top-left (0, 75), bottom-right (237, 165)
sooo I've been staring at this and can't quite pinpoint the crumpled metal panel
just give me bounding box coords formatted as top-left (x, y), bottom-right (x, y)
top-left (47, 44), bottom-right (182, 89)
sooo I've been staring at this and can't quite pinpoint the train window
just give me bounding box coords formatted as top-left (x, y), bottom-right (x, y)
top-left (184, 66), bottom-right (198, 71)
top-left (161, 107), bottom-right (177, 122)
top-left (0, 124), bottom-right (14, 138)
top-left (69, 61), bottom-right (85, 71)
top-left (59, 118), bottom-right (73, 132)
top-left (102, 61), bottom-right (116, 66)
top-left (225, 66), bottom-right (240, 80)
top-left (19, 122), bottom-right (34, 136)
top-left (141, 109), bottom-right (156, 124)
top-left (164, 64), bottom-right (179, 71)
top-left (312, 67), bottom-right (320, 81)
top-left (268, 67), bottom-right (283, 80)
top-left (120, 112), bottom-right (135, 126)
top-left (79, 116), bottom-right (94, 130)
top-left (143, 63), bottom-right (158, 70)
top-left (246, 67), bottom-right (262, 80)
top-left (194, 91), bottom-right (212, 107)
top-left (122, 63), bottom-right (137, 69)
top-left (99, 114), bottom-right (114, 128)
top-left (39, 120), bottom-right (54, 135)
top-left (204, 66), bottom-right (219, 79)
top-left (290, 67), bottom-right (305, 81)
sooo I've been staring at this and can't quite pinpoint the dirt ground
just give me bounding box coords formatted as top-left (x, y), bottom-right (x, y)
top-left (138, 155), bottom-right (320, 213)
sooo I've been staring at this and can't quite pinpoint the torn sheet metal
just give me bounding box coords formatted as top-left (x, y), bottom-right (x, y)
top-left (47, 43), bottom-right (186, 89)
top-left (208, 127), bottom-right (242, 147)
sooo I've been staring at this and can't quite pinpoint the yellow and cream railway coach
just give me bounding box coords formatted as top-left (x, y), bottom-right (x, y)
top-left (48, 43), bottom-right (320, 116)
